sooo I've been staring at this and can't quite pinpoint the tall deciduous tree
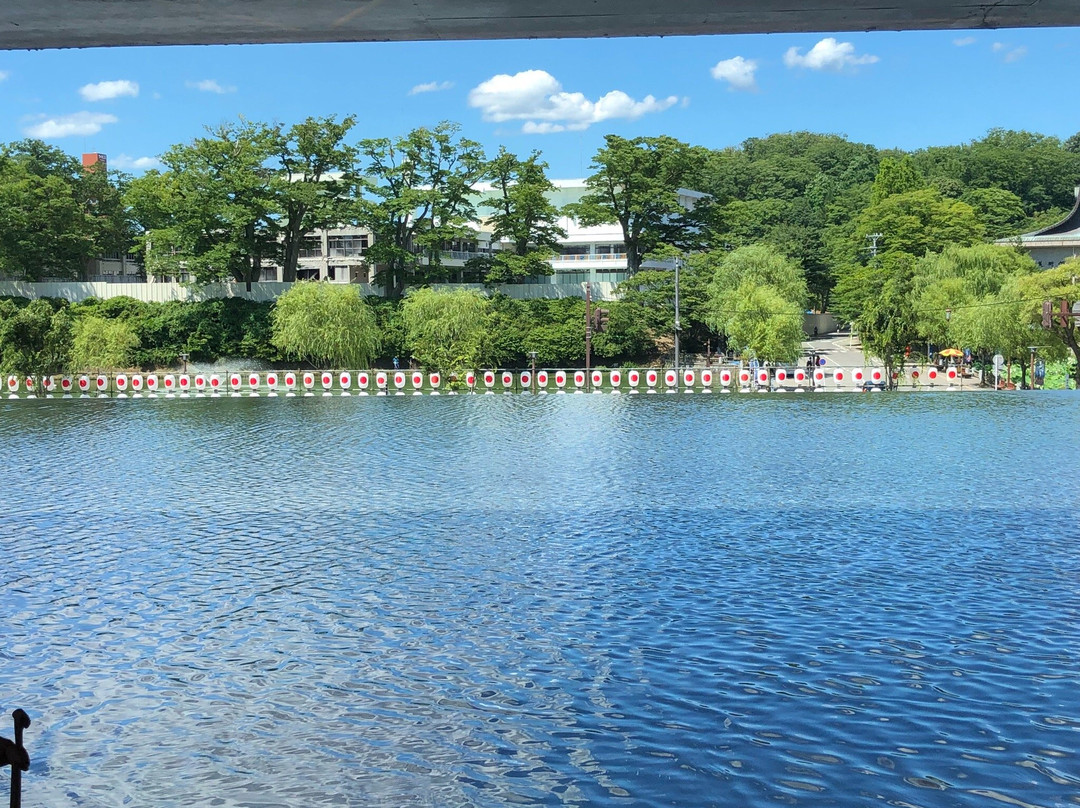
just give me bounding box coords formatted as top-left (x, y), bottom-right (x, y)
top-left (468, 148), bottom-right (565, 284)
top-left (0, 140), bottom-right (130, 280)
top-left (358, 122), bottom-right (485, 298)
top-left (568, 135), bottom-right (697, 274)
top-left (1015, 262), bottom-right (1080, 385)
top-left (271, 282), bottom-right (380, 368)
top-left (130, 120), bottom-right (279, 288)
top-left (271, 115), bottom-right (359, 282)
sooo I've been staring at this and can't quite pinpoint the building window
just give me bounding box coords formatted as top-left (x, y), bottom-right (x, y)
top-left (299, 236), bottom-right (323, 258)
top-left (296, 267), bottom-right (319, 281)
top-left (560, 245), bottom-right (590, 260)
top-left (328, 235), bottom-right (368, 257)
top-left (326, 265), bottom-right (348, 281)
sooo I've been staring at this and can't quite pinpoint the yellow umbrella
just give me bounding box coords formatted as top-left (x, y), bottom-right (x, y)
top-left (939, 348), bottom-right (964, 358)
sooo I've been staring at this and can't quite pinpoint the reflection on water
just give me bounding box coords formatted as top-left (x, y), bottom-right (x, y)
top-left (1, 394), bottom-right (1079, 807)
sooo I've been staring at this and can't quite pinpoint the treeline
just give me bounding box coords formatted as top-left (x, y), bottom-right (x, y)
top-left (3, 124), bottom-right (1080, 382)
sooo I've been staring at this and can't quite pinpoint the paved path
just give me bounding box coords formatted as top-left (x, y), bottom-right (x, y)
top-left (803, 330), bottom-right (881, 370)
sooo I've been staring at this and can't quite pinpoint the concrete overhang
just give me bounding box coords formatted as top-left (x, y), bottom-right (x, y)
top-left (3, 1), bottom-right (1080, 51)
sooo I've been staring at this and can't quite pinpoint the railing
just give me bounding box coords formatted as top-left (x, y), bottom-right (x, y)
top-left (555, 253), bottom-right (627, 262)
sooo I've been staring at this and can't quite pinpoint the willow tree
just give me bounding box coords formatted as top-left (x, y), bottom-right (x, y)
top-left (701, 244), bottom-right (807, 363)
top-left (400, 287), bottom-right (490, 374)
top-left (271, 282), bottom-right (380, 368)
top-left (70, 316), bottom-right (141, 371)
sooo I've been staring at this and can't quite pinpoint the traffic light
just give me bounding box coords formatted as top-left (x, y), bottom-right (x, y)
top-left (592, 308), bottom-right (610, 333)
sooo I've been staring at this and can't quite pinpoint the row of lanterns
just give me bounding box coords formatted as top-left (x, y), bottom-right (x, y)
top-left (5, 365), bottom-right (964, 397)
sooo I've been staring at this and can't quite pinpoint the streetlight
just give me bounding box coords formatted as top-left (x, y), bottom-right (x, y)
top-left (673, 256), bottom-right (682, 390)
top-left (179, 352), bottom-right (188, 374)
top-left (528, 351), bottom-right (538, 394)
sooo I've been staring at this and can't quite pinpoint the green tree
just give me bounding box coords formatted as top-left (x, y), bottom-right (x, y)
top-left (130, 120), bottom-right (279, 288)
top-left (832, 252), bottom-right (919, 380)
top-left (70, 315), bottom-right (141, 371)
top-left (702, 244), bottom-right (807, 363)
top-left (869, 155), bottom-right (923, 205)
top-left (468, 148), bottom-right (565, 284)
top-left (567, 135), bottom-right (697, 274)
top-left (0, 140), bottom-right (130, 280)
top-left (401, 287), bottom-right (490, 374)
top-left (960, 187), bottom-right (1027, 239)
top-left (854, 188), bottom-right (984, 260)
top-left (271, 282), bottom-right (380, 368)
top-left (1015, 262), bottom-right (1080, 385)
top-left (271, 115), bottom-right (359, 282)
top-left (0, 298), bottom-right (73, 387)
top-left (358, 122), bottom-right (485, 298)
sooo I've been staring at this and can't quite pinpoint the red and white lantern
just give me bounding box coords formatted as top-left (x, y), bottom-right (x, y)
top-left (757, 369), bottom-right (769, 386)
top-left (646, 369), bottom-right (658, 388)
top-left (194, 374), bottom-right (206, 392)
top-left (303, 372), bottom-right (315, 390)
top-left (146, 375), bottom-right (159, 393)
top-left (61, 377), bottom-right (73, 394)
top-left (610, 370), bottom-right (622, 387)
top-left (775, 369), bottom-right (787, 383)
top-left (412, 371), bottom-right (424, 390)
top-left (519, 371), bottom-right (531, 388)
top-left (97, 374), bottom-right (110, 392)
top-left (356, 371), bottom-right (369, 390)
top-left (927, 367), bottom-right (938, 382)
top-left (664, 369), bottom-right (677, 388)
top-left (429, 372), bottom-right (440, 389)
top-left (536, 370), bottom-right (549, 388)
top-left (683, 370), bottom-right (695, 387)
top-left (393, 371), bottom-right (406, 390)
top-left (6, 375), bottom-right (18, 394)
top-left (249, 374), bottom-right (261, 392)
top-left (266, 372), bottom-right (279, 390)
top-left (739, 369), bottom-right (751, 386)
top-left (162, 375), bottom-right (175, 392)
top-left (339, 372), bottom-right (352, 391)
top-left (321, 372), bottom-right (333, 390)
top-left (720, 369), bottom-right (732, 387)
top-left (465, 371), bottom-right (476, 389)
top-left (701, 369), bottom-right (713, 387)
top-left (131, 375), bottom-right (144, 393)
top-left (116, 374), bottom-right (128, 393)
top-left (285, 372), bottom-right (298, 390)
top-left (591, 370), bottom-right (602, 388)
top-left (794, 369), bottom-right (805, 384)
top-left (209, 374), bottom-right (221, 392)
top-left (947, 367), bottom-right (957, 381)
top-left (376, 371), bottom-right (388, 389)
top-left (628, 370), bottom-right (640, 387)
top-left (573, 370), bottom-right (585, 388)
top-left (813, 369), bottom-right (825, 384)
top-left (230, 374), bottom-right (241, 391)
top-left (871, 369), bottom-right (883, 385)
top-left (555, 370), bottom-right (567, 388)
top-left (483, 370), bottom-right (495, 388)
top-left (853, 368), bottom-right (865, 386)
top-left (833, 369), bottom-right (846, 385)
top-left (502, 371), bottom-right (514, 389)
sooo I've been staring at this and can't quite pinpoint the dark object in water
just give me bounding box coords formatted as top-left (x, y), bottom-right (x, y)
top-left (1, 709), bottom-right (30, 808)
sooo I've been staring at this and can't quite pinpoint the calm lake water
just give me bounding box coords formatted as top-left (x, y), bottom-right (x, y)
top-left (1, 393), bottom-right (1079, 807)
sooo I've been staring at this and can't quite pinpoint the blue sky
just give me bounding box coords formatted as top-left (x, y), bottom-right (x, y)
top-left (1, 28), bottom-right (1078, 175)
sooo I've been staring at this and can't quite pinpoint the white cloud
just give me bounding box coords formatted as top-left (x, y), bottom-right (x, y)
top-left (0, 70), bottom-right (9, 83)
top-left (468, 69), bottom-right (678, 133)
top-left (953, 36), bottom-right (976, 47)
top-left (993, 42), bottom-right (1026, 62)
top-left (783, 38), bottom-right (879, 71)
top-left (22, 111), bottom-right (118, 138)
top-left (710, 56), bottom-right (759, 91)
top-left (409, 80), bottom-right (453, 95)
top-left (186, 79), bottom-right (236, 94)
top-left (79, 79), bottom-right (139, 102)
top-left (110, 154), bottom-right (162, 171)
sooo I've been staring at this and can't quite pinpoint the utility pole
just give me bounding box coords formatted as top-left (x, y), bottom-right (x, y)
top-left (585, 283), bottom-right (592, 392)
top-left (674, 257), bottom-right (681, 390)
top-left (867, 233), bottom-right (883, 259)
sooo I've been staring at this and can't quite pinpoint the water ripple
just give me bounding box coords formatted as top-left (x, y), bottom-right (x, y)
top-left (1, 393), bottom-right (1078, 806)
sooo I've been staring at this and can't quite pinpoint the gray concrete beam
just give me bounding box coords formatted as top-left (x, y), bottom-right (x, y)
top-left (2, 1), bottom-right (1079, 51)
